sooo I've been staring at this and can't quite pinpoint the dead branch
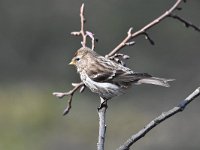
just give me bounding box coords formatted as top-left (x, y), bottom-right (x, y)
top-left (71, 3), bottom-right (96, 50)
top-left (97, 97), bottom-right (108, 150)
top-left (53, 3), bottom-right (95, 115)
top-left (117, 87), bottom-right (200, 150)
top-left (71, 3), bottom-right (87, 47)
top-left (106, 0), bottom-right (199, 58)
top-left (53, 82), bottom-right (85, 115)
top-left (169, 14), bottom-right (200, 32)
top-left (86, 31), bottom-right (96, 50)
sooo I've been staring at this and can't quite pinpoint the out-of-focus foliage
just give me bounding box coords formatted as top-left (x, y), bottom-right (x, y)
top-left (0, 0), bottom-right (199, 150)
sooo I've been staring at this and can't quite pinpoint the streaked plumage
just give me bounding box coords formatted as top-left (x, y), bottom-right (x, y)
top-left (70, 47), bottom-right (174, 100)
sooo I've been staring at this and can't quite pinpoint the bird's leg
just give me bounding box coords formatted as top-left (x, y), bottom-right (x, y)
top-left (98, 98), bottom-right (108, 111)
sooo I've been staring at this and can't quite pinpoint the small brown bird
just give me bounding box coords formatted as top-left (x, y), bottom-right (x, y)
top-left (69, 47), bottom-right (174, 101)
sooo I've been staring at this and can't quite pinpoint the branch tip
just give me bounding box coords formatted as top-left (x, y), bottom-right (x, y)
top-left (52, 92), bottom-right (67, 98)
top-left (125, 41), bottom-right (135, 46)
top-left (79, 85), bottom-right (86, 93)
top-left (63, 96), bottom-right (72, 115)
top-left (80, 3), bottom-right (85, 15)
top-left (169, 14), bottom-right (200, 32)
top-left (86, 31), bottom-right (96, 50)
top-left (144, 32), bottom-right (155, 45)
top-left (71, 31), bottom-right (81, 36)
top-left (128, 27), bottom-right (133, 35)
top-left (71, 3), bottom-right (97, 50)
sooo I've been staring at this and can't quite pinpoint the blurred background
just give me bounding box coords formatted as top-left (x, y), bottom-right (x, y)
top-left (0, 0), bottom-right (200, 149)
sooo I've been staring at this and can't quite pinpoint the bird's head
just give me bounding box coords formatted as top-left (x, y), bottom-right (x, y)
top-left (69, 47), bottom-right (94, 71)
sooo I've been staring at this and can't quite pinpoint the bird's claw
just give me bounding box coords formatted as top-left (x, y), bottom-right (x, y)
top-left (98, 100), bottom-right (108, 111)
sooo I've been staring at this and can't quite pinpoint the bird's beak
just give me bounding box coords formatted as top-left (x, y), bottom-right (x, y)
top-left (69, 59), bottom-right (75, 65)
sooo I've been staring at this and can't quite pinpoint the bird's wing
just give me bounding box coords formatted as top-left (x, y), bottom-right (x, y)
top-left (112, 72), bottom-right (152, 83)
top-left (85, 56), bottom-right (120, 82)
top-left (85, 55), bottom-right (152, 83)
top-left (88, 69), bottom-right (116, 82)
top-left (88, 66), bottom-right (151, 83)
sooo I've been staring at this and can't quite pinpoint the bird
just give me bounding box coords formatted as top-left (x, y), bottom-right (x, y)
top-left (69, 47), bottom-right (174, 103)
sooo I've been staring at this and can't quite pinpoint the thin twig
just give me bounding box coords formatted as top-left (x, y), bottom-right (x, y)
top-left (97, 97), bottom-right (107, 150)
top-left (70, 4), bottom-right (87, 47)
top-left (169, 14), bottom-right (200, 32)
top-left (143, 32), bottom-right (155, 45)
top-left (86, 31), bottom-right (96, 50)
top-left (117, 87), bottom-right (200, 150)
top-left (80, 3), bottom-right (87, 47)
top-left (54, 4), bottom-right (94, 115)
top-left (106, 0), bottom-right (183, 57)
top-left (53, 82), bottom-right (85, 115)
top-left (71, 3), bottom-right (96, 50)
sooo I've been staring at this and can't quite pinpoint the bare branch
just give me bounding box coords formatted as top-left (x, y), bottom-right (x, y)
top-left (53, 82), bottom-right (85, 115)
top-left (169, 14), bottom-right (200, 32)
top-left (97, 97), bottom-right (107, 150)
top-left (117, 87), bottom-right (200, 150)
top-left (107, 0), bottom-right (185, 57)
top-left (54, 4), bottom-right (98, 116)
top-left (80, 3), bottom-right (87, 47)
top-left (106, 27), bottom-right (134, 58)
top-left (70, 3), bottom-right (87, 47)
top-left (71, 3), bottom-right (96, 50)
top-left (79, 84), bottom-right (86, 93)
top-left (86, 31), bottom-right (95, 50)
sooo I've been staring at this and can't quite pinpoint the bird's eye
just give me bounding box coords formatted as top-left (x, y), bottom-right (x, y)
top-left (75, 57), bottom-right (80, 61)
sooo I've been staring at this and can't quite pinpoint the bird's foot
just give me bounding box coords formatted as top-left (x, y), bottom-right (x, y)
top-left (98, 100), bottom-right (108, 111)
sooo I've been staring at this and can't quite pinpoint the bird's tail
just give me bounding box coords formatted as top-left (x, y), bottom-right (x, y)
top-left (136, 77), bottom-right (175, 87)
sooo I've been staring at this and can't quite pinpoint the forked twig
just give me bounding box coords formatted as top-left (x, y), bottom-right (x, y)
top-left (106, 0), bottom-right (199, 57)
top-left (117, 87), bottom-right (200, 150)
top-left (53, 3), bottom-right (95, 115)
top-left (53, 82), bottom-right (85, 115)
top-left (71, 3), bottom-right (96, 50)
top-left (71, 4), bottom-right (87, 47)
top-left (97, 97), bottom-right (107, 150)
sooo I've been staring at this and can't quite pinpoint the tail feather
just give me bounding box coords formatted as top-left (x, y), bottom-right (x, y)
top-left (136, 77), bottom-right (175, 87)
